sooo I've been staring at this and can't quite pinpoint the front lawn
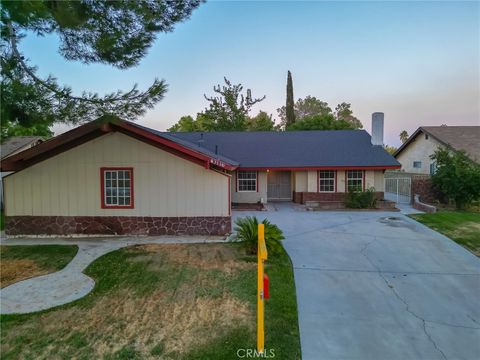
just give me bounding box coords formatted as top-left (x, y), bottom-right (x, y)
top-left (1, 243), bottom-right (301, 359)
top-left (0, 245), bottom-right (78, 288)
top-left (410, 211), bottom-right (480, 256)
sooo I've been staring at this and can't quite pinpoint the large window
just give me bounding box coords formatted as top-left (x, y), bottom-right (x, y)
top-left (413, 161), bottom-right (422, 168)
top-left (319, 170), bottom-right (336, 192)
top-left (101, 168), bottom-right (134, 208)
top-left (237, 170), bottom-right (257, 192)
top-left (347, 170), bottom-right (363, 192)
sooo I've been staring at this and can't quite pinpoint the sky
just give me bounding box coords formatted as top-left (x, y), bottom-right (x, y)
top-left (20, 0), bottom-right (480, 147)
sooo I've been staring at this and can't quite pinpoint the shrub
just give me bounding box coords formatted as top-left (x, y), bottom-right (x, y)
top-left (345, 187), bottom-right (377, 209)
top-left (431, 147), bottom-right (480, 209)
top-left (234, 216), bottom-right (285, 255)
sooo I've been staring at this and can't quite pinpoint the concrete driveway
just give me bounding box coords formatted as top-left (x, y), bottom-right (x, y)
top-left (233, 204), bottom-right (480, 360)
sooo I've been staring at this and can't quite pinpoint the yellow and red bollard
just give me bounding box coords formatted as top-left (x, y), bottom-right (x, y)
top-left (257, 223), bottom-right (268, 354)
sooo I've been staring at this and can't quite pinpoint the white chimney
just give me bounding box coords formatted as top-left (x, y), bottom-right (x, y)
top-left (371, 112), bottom-right (384, 146)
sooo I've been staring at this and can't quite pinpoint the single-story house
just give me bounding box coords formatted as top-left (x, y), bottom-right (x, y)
top-left (1, 113), bottom-right (399, 236)
top-left (394, 126), bottom-right (480, 174)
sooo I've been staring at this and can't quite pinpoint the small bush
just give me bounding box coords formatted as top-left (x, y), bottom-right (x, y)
top-left (345, 187), bottom-right (377, 209)
top-left (234, 216), bottom-right (285, 255)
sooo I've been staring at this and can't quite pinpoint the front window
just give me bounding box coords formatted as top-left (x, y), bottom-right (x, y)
top-left (413, 161), bottom-right (422, 168)
top-left (237, 170), bottom-right (257, 192)
top-left (319, 170), bottom-right (335, 192)
top-left (430, 162), bottom-right (437, 175)
top-left (347, 170), bottom-right (363, 192)
top-left (101, 168), bottom-right (134, 208)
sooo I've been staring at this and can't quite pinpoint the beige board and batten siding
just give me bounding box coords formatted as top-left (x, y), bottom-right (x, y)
top-left (396, 132), bottom-right (442, 174)
top-left (4, 132), bottom-right (229, 217)
top-left (230, 170), bottom-right (267, 203)
top-left (293, 171), bottom-right (307, 192)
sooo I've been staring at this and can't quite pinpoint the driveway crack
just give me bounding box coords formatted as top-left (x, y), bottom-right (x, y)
top-left (361, 237), bottom-right (448, 360)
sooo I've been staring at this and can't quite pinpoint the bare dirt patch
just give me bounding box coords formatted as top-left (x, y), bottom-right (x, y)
top-left (0, 259), bottom-right (49, 288)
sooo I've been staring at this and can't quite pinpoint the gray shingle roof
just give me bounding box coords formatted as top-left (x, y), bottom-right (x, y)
top-left (1, 136), bottom-right (44, 159)
top-left (161, 130), bottom-right (400, 168)
top-left (126, 122), bottom-right (239, 166)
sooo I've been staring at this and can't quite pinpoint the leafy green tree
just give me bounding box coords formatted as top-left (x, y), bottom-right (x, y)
top-left (286, 114), bottom-right (357, 131)
top-left (277, 96), bottom-right (362, 130)
top-left (184, 77), bottom-right (265, 131)
top-left (285, 71), bottom-right (295, 127)
top-left (334, 102), bottom-right (363, 129)
top-left (246, 111), bottom-right (276, 131)
top-left (431, 147), bottom-right (480, 209)
top-left (1, 119), bottom-right (53, 140)
top-left (278, 96), bottom-right (331, 125)
top-left (383, 145), bottom-right (397, 155)
top-left (168, 116), bottom-right (198, 132)
top-left (167, 113), bottom-right (215, 132)
top-left (400, 130), bottom-right (409, 143)
top-left (1, 0), bottom-right (203, 140)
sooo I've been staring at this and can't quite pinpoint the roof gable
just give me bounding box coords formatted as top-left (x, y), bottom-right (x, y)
top-left (0, 120), bottom-right (238, 172)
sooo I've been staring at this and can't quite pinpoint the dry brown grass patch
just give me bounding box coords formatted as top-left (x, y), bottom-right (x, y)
top-left (7, 288), bottom-right (253, 359)
top-left (135, 243), bottom-right (255, 273)
top-left (2, 244), bottom-right (256, 359)
top-left (0, 259), bottom-right (49, 288)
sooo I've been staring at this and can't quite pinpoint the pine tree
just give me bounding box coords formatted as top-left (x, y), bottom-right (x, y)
top-left (285, 70), bottom-right (295, 127)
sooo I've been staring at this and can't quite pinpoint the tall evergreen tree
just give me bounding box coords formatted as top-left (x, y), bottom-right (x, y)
top-left (285, 70), bottom-right (295, 126)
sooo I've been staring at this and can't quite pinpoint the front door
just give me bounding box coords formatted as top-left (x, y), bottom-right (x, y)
top-left (267, 171), bottom-right (292, 200)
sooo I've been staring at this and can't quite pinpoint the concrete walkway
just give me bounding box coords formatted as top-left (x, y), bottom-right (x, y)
top-left (233, 203), bottom-right (480, 360)
top-left (0, 236), bottom-right (224, 314)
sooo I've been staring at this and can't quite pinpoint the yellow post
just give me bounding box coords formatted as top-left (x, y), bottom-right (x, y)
top-left (257, 223), bottom-right (268, 354)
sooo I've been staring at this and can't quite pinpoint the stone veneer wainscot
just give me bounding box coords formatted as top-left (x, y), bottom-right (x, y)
top-left (5, 216), bottom-right (231, 236)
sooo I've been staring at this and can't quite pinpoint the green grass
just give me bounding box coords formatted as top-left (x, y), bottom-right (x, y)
top-left (410, 211), bottom-right (480, 256)
top-left (1, 245), bottom-right (78, 271)
top-left (0, 243), bottom-right (301, 360)
top-left (1, 245), bottom-right (78, 288)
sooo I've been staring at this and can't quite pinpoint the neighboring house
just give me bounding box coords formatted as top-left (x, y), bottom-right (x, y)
top-left (394, 126), bottom-right (480, 174)
top-left (0, 113), bottom-right (399, 236)
top-left (1, 136), bottom-right (45, 159)
top-left (1, 136), bottom-right (44, 208)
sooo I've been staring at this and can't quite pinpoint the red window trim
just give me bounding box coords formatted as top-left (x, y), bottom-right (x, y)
top-left (100, 167), bottom-right (134, 209)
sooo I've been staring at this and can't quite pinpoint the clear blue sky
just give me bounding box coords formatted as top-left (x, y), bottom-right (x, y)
top-left (20, 0), bottom-right (479, 147)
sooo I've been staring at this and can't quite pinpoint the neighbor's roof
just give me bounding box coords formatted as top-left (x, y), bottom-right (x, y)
top-left (167, 130), bottom-right (400, 169)
top-left (1, 136), bottom-right (44, 159)
top-left (394, 126), bottom-right (480, 162)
